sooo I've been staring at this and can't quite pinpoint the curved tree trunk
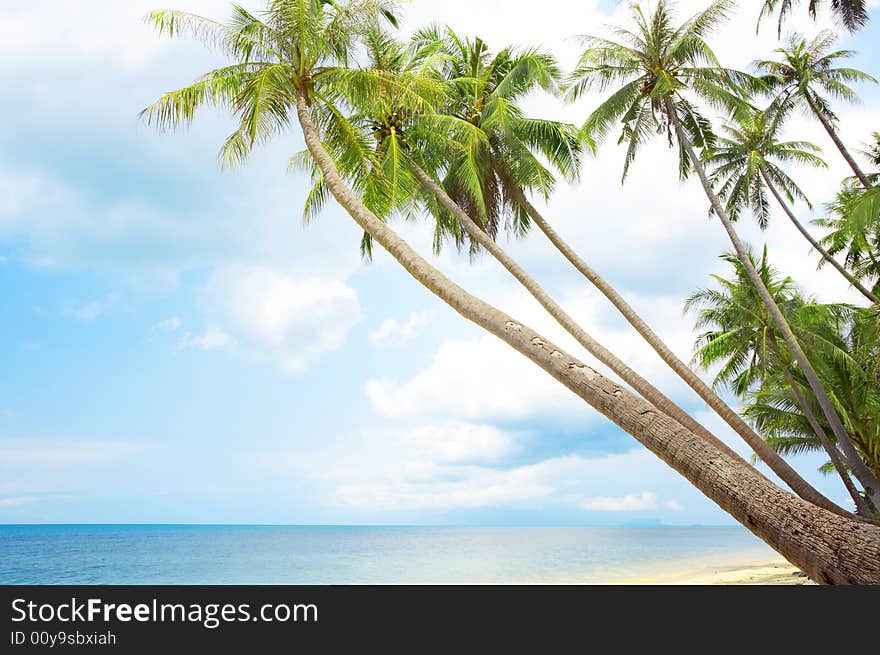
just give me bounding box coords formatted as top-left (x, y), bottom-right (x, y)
top-left (761, 169), bottom-right (879, 304)
top-left (498, 174), bottom-right (846, 517)
top-left (408, 162), bottom-right (743, 466)
top-left (665, 96), bottom-right (880, 511)
top-left (294, 95), bottom-right (880, 583)
top-left (805, 94), bottom-right (874, 190)
top-left (773, 347), bottom-right (874, 517)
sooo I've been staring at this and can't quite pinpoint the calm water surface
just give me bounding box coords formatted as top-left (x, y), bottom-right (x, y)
top-left (0, 525), bottom-right (777, 584)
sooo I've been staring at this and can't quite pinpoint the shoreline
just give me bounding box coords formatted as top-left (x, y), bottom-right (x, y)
top-left (610, 556), bottom-right (808, 585)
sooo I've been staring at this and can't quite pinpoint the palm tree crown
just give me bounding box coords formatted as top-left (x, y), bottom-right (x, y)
top-left (288, 27), bottom-right (448, 256)
top-left (705, 105), bottom-right (880, 302)
top-left (288, 27), bottom-right (582, 255)
top-left (569, 0), bottom-right (755, 181)
top-left (414, 27), bottom-right (581, 243)
top-left (705, 106), bottom-right (826, 227)
top-left (141, 0), bottom-right (408, 232)
top-left (816, 183), bottom-right (880, 289)
top-left (866, 132), bottom-right (880, 168)
top-left (755, 31), bottom-right (876, 122)
top-left (685, 247), bottom-right (802, 395)
top-left (759, 0), bottom-right (870, 34)
top-left (754, 31), bottom-right (876, 187)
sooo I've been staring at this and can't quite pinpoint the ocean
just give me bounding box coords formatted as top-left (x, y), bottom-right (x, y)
top-left (0, 525), bottom-right (778, 585)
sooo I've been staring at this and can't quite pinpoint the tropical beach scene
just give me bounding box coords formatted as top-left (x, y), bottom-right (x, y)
top-left (1, 0), bottom-right (879, 586)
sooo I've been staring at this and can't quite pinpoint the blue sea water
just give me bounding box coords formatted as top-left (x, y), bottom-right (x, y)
top-left (0, 525), bottom-right (778, 585)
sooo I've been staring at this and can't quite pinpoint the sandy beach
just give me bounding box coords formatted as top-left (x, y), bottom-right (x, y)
top-left (614, 556), bottom-right (808, 585)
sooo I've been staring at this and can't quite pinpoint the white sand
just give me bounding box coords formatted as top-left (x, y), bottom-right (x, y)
top-left (611, 555), bottom-right (807, 585)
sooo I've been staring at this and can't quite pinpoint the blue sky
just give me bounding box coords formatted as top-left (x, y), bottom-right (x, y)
top-left (1, 0), bottom-right (878, 526)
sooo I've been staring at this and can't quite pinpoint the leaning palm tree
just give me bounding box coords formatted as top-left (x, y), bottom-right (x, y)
top-left (758, 0), bottom-right (870, 34)
top-left (755, 31), bottom-right (877, 189)
top-left (705, 106), bottom-right (879, 303)
top-left (572, 0), bottom-right (880, 509)
top-left (686, 249), bottom-right (873, 515)
top-left (404, 26), bottom-right (841, 513)
top-left (323, 28), bottom-right (748, 472)
top-left (142, 0), bottom-right (880, 582)
top-left (746, 306), bottom-right (880, 492)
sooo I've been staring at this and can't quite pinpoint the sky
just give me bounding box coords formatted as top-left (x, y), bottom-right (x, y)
top-left (1, 0), bottom-right (879, 526)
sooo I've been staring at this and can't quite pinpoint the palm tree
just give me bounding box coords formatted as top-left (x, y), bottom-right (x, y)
top-left (759, 0), bottom-right (870, 34)
top-left (755, 31), bottom-right (877, 189)
top-left (705, 106), bottom-right (879, 303)
top-left (686, 249), bottom-right (873, 515)
top-left (866, 131), bottom-right (880, 168)
top-left (816, 183), bottom-right (880, 292)
top-left (746, 307), bottom-right (880, 492)
top-left (408, 27), bottom-right (581, 243)
top-left (399, 27), bottom-right (842, 513)
top-left (287, 27), bottom-right (449, 258)
top-left (573, 0), bottom-right (880, 509)
top-left (141, 0), bottom-right (880, 582)
top-left (329, 28), bottom-right (750, 472)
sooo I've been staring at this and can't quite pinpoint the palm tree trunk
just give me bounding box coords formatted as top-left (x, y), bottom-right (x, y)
top-left (760, 169), bottom-right (879, 304)
top-left (408, 162), bottom-right (744, 466)
top-left (295, 95), bottom-right (880, 583)
top-left (772, 346), bottom-right (874, 516)
top-left (499, 172), bottom-right (848, 517)
top-left (665, 96), bottom-right (880, 511)
top-left (805, 94), bottom-right (874, 189)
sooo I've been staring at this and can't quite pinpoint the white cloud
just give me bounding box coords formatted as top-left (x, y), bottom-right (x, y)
top-left (0, 154), bottom-right (364, 291)
top-left (576, 491), bottom-right (660, 512)
top-left (178, 327), bottom-right (232, 351)
top-left (573, 491), bottom-right (683, 512)
top-left (0, 496), bottom-right (40, 508)
top-left (189, 264), bottom-right (362, 374)
top-left (333, 463), bottom-right (556, 510)
top-left (0, 167), bottom-right (44, 219)
top-left (0, 1), bottom-right (229, 71)
top-left (252, 421), bottom-right (520, 482)
top-left (369, 311), bottom-right (434, 347)
top-left (403, 423), bottom-right (515, 463)
top-left (0, 439), bottom-right (144, 468)
top-left (362, 283), bottom-right (713, 427)
top-left (365, 333), bottom-right (598, 423)
top-left (74, 302), bottom-right (104, 321)
top-left (322, 449), bottom-right (699, 514)
top-left (0, 166), bottom-right (221, 288)
top-left (64, 292), bottom-right (120, 321)
top-left (154, 316), bottom-right (182, 332)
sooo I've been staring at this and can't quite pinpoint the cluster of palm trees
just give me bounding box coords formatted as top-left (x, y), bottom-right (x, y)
top-left (142, 0), bottom-right (880, 583)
